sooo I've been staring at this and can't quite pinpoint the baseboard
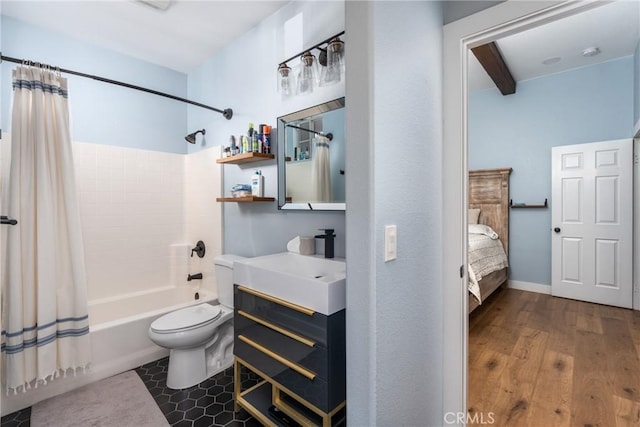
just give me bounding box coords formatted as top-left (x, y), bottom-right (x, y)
top-left (507, 280), bottom-right (551, 295)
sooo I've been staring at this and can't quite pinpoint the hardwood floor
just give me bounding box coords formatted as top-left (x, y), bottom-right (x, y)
top-left (468, 288), bottom-right (640, 426)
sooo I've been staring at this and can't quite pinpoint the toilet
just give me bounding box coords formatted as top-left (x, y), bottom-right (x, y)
top-left (148, 254), bottom-right (245, 389)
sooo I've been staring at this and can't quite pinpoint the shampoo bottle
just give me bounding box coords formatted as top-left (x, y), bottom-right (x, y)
top-left (251, 170), bottom-right (264, 197)
top-left (242, 136), bottom-right (248, 154)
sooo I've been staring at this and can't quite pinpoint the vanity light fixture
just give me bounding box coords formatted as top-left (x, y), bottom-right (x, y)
top-left (278, 64), bottom-right (295, 98)
top-left (320, 37), bottom-right (344, 86)
top-left (277, 31), bottom-right (345, 98)
top-left (297, 51), bottom-right (318, 95)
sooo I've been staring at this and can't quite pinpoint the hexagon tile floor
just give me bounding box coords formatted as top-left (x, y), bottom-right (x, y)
top-left (136, 357), bottom-right (261, 427)
top-left (0, 357), bottom-right (262, 427)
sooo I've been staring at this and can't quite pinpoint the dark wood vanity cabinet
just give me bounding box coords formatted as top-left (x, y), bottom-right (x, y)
top-left (233, 284), bottom-right (346, 426)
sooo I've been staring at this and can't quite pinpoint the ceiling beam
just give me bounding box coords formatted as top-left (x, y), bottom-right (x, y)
top-left (471, 42), bottom-right (516, 95)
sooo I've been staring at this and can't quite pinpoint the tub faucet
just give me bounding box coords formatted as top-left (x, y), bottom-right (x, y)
top-left (188, 273), bottom-right (203, 281)
top-left (191, 241), bottom-right (206, 258)
top-left (314, 229), bottom-right (336, 259)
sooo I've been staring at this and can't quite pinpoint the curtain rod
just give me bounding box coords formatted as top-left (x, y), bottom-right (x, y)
top-left (1, 54), bottom-right (233, 120)
top-left (286, 123), bottom-right (333, 141)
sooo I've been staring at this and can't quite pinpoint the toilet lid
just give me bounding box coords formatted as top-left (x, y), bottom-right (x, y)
top-left (151, 304), bottom-right (222, 333)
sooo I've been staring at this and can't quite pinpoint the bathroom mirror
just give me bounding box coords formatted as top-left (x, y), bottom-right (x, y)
top-left (277, 97), bottom-right (345, 211)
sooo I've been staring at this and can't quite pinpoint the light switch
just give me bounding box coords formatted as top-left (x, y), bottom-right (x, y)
top-left (384, 225), bottom-right (397, 262)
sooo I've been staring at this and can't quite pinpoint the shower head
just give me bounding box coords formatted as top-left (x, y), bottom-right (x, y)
top-left (185, 129), bottom-right (206, 144)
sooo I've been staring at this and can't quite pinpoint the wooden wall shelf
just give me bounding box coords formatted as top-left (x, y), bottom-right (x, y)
top-left (509, 198), bottom-right (548, 209)
top-left (216, 196), bottom-right (275, 203)
top-left (216, 152), bottom-right (274, 164)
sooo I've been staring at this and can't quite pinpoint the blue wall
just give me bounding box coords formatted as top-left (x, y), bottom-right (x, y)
top-left (346, 1), bottom-right (444, 424)
top-left (469, 57), bottom-right (634, 285)
top-left (186, 1), bottom-right (346, 258)
top-left (443, 0), bottom-right (504, 24)
top-left (1, 16), bottom-right (188, 153)
top-left (634, 42), bottom-right (639, 129)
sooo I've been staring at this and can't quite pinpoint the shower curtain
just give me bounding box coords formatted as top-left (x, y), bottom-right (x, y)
top-left (1, 66), bottom-right (91, 393)
top-left (311, 135), bottom-right (332, 202)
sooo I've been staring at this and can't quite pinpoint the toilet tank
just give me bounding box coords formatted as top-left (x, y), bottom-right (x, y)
top-left (214, 254), bottom-right (246, 307)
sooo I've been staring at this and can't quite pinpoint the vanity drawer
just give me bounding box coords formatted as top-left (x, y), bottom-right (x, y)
top-left (235, 337), bottom-right (345, 413)
top-left (234, 285), bottom-right (345, 347)
top-left (235, 313), bottom-right (329, 380)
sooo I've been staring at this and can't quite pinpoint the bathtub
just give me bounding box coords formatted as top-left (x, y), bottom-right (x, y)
top-left (2, 286), bottom-right (216, 416)
top-left (89, 286), bottom-right (215, 332)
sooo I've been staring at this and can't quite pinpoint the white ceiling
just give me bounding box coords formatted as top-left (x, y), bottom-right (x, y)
top-left (1, 0), bottom-right (289, 74)
top-left (469, 0), bottom-right (640, 92)
top-left (2, 1), bottom-right (638, 83)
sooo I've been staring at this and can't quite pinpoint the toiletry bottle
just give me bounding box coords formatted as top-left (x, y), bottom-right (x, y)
top-left (248, 123), bottom-right (256, 152)
top-left (263, 125), bottom-right (271, 154)
top-left (257, 124), bottom-right (265, 153)
top-left (251, 170), bottom-right (264, 197)
top-left (230, 135), bottom-right (237, 156)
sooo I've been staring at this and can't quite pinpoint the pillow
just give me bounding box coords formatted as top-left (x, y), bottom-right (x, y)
top-left (468, 208), bottom-right (481, 224)
top-left (468, 224), bottom-right (499, 239)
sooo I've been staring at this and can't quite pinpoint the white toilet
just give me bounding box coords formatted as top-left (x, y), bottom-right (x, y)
top-left (148, 254), bottom-right (245, 389)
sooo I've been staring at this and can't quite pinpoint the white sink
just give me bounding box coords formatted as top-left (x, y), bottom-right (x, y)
top-left (233, 252), bottom-right (346, 315)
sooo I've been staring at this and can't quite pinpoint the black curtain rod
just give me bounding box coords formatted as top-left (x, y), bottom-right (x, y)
top-left (1, 54), bottom-right (233, 120)
top-left (279, 30), bottom-right (345, 67)
top-left (286, 123), bottom-right (333, 141)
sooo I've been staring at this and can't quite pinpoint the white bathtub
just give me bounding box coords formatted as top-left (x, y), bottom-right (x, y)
top-left (89, 286), bottom-right (215, 331)
top-left (2, 286), bottom-right (216, 416)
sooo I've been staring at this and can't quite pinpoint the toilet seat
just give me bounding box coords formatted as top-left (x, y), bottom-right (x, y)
top-left (151, 304), bottom-right (222, 334)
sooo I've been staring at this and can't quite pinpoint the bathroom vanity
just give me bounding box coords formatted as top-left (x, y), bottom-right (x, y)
top-left (232, 253), bottom-right (346, 426)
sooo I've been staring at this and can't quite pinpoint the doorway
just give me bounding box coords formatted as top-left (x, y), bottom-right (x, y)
top-left (443, 0), bottom-right (638, 422)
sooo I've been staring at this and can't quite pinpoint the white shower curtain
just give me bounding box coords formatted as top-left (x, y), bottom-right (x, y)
top-left (311, 135), bottom-right (332, 202)
top-left (1, 66), bottom-right (91, 393)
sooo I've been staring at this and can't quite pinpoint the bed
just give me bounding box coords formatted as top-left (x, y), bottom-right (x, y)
top-left (468, 167), bottom-right (512, 313)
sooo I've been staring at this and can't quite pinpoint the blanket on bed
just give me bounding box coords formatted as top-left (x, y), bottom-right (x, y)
top-left (468, 225), bottom-right (508, 303)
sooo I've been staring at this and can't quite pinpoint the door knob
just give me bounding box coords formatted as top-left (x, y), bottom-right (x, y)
top-left (554, 227), bottom-right (561, 233)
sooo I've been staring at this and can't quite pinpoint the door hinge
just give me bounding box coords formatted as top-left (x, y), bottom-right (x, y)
top-left (460, 265), bottom-right (464, 278)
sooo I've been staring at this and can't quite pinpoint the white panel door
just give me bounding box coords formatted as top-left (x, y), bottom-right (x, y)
top-left (551, 139), bottom-right (632, 308)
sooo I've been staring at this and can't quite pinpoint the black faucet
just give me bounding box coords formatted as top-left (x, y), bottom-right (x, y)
top-left (314, 229), bottom-right (336, 259)
top-left (187, 273), bottom-right (203, 281)
top-left (191, 241), bottom-right (206, 258)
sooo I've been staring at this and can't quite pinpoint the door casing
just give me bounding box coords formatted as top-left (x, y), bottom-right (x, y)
top-left (443, 1), bottom-right (610, 423)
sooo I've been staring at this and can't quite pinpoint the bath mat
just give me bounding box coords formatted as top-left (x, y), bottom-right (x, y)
top-left (31, 370), bottom-right (169, 427)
